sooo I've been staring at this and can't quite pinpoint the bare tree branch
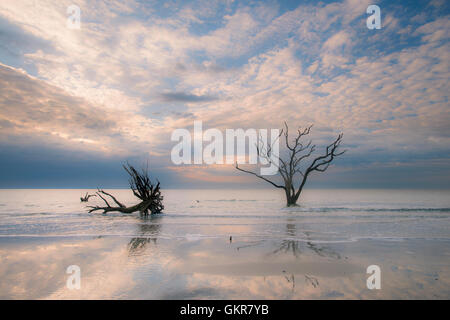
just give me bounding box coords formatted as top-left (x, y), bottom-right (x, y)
top-left (235, 164), bottom-right (286, 190)
top-left (97, 189), bottom-right (125, 208)
top-left (235, 123), bottom-right (345, 206)
top-left (86, 163), bottom-right (164, 215)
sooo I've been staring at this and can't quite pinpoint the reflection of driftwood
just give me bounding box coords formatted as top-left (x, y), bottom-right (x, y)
top-left (87, 164), bottom-right (164, 216)
top-left (128, 222), bottom-right (161, 255)
top-left (80, 192), bottom-right (96, 202)
top-left (128, 237), bottom-right (156, 253)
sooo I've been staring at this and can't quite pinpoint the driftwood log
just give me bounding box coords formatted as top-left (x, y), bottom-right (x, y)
top-left (87, 164), bottom-right (164, 215)
top-left (80, 192), bottom-right (96, 202)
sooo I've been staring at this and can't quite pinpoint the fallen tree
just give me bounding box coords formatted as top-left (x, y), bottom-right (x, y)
top-left (87, 164), bottom-right (164, 215)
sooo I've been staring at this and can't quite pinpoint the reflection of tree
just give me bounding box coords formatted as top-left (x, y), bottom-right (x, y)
top-left (283, 271), bottom-right (295, 291)
top-left (272, 221), bottom-right (340, 259)
top-left (304, 274), bottom-right (319, 288)
top-left (273, 240), bottom-right (302, 257)
top-left (305, 235), bottom-right (340, 259)
top-left (272, 221), bottom-right (302, 257)
top-left (128, 217), bottom-right (162, 255)
top-left (272, 220), bottom-right (301, 257)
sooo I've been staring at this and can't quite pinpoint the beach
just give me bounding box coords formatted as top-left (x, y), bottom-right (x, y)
top-left (0, 188), bottom-right (449, 299)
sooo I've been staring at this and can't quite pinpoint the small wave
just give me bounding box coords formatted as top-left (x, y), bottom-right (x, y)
top-left (0, 212), bottom-right (55, 217)
top-left (0, 234), bottom-right (448, 244)
top-left (283, 207), bottom-right (450, 213)
top-left (359, 207), bottom-right (450, 212)
top-left (165, 207), bottom-right (450, 218)
top-left (205, 199), bottom-right (258, 202)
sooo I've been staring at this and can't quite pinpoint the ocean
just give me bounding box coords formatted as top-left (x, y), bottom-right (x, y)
top-left (0, 188), bottom-right (449, 299)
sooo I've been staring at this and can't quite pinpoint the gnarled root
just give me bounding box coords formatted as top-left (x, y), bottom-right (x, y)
top-left (86, 164), bottom-right (164, 216)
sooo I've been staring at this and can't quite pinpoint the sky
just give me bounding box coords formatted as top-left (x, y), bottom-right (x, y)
top-left (0, 0), bottom-right (449, 189)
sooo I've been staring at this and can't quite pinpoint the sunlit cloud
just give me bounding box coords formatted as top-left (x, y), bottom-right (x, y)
top-left (0, 0), bottom-right (448, 187)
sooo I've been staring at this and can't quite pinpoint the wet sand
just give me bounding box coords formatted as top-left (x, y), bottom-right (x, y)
top-left (0, 189), bottom-right (449, 299)
top-left (0, 235), bottom-right (448, 299)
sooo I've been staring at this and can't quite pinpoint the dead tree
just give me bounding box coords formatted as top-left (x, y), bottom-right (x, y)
top-left (236, 123), bottom-right (345, 206)
top-left (80, 192), bottom-right (96, 202)
top-left (87, 163), bottom-right (164, 215)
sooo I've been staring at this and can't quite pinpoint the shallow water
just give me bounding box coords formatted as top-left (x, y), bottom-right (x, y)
top-left (0, 189), bottom-right (449, 299)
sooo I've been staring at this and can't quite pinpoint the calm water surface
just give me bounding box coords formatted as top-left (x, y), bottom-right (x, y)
top-left (0, 189), bottom-right (449, 299)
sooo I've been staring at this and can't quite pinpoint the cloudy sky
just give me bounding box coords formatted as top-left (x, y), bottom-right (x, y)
top-left (0, 0), bottom-right (448, 188)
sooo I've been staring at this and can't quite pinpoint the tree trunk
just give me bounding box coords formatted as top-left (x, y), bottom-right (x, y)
top-left (286, 195), bottom-right (299, 206)
top-left (285, 188), bottom-right (299, 206)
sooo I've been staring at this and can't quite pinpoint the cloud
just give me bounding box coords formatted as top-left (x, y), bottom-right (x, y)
top-left (160, 91), bottom-right (218, 103)
top-left (0, 63), bottom-right (168, 158)
top-left (0, 0), bottom-right (448, 187)
top-left (0, 16), bottom-right (57, 68)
